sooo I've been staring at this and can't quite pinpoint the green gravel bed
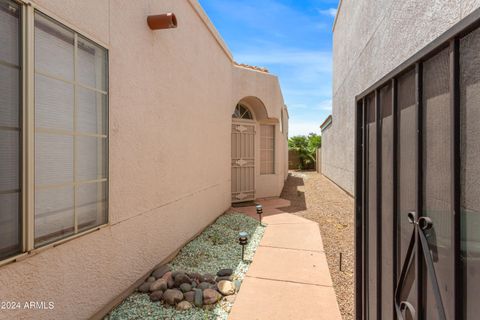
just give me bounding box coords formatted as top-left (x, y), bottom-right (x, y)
top-left (105, 212), bottom-right (265, 320)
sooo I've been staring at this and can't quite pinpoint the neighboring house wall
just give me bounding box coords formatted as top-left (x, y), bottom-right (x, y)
top-left (321, 123), bottom-right (333, 178)
top-left (316, 148), bottom-right (321, 173)
top-left (327, 0), bottom-right (480, 194)
top-left (0, 1), bottom-right (287, 319)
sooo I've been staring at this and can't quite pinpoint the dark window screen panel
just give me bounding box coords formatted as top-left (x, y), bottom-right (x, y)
top-left (422, 47), bottom-right (453, 320)
top-left (460, 27), bottom-right (480, 320)
top-left (396, 68), bottom-right (417, 309)
top-left (366, 93), bottom-right (377, 320)
top-left (380, 83), bottom-right (394, 319)
top-left (0, 0), bottom-right (21, 260)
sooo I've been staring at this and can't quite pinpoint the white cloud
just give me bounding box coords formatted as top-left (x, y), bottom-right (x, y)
top-left (286, 100), bottom-right (331, 112)
top-left (288, 120), bottom-right (322, 137)
top-left (289, 103), bottom-right (309, 109)
top-left (200, 0), bottom-right (305, 32)
top-left (317, 99), bottom-right (332, 111)
top-left (236, 49), bottom-right (331, 71)
top-left (318, 8), bottom-right (338, 17)
top-left (284, 88), bottom-right (332, 98)
top-left (235, 47), bottom-right (332, 88)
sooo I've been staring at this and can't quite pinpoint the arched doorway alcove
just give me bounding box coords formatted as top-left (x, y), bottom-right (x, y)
top-left (231, 97), bottom-right (269, 203)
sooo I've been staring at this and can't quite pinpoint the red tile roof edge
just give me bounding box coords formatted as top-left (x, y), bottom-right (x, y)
top-left (234, 62), bottom-right (269, 73)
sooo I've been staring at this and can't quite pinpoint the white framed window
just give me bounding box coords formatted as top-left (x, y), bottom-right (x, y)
top-left (0, 0), bottom-right (109, 259)
top-left (260, 125), bottom-right (275, 174)
top-left (34, 12), bottom-right (108, 247)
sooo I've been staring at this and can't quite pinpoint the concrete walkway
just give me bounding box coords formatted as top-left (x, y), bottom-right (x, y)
top-left (229, 198), bottom-right (342, 320)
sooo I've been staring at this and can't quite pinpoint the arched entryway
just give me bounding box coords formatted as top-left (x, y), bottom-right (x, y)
top-left (231, 103), bottom-right (255, 203)
top-left (231, 97), bottom-right (273, 203)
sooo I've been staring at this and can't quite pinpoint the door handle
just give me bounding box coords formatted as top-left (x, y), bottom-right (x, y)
top-left (394, 212), bottom-right (446, 320)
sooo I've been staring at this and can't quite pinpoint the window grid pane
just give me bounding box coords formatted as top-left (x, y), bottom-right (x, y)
top-left (0, 64), bottom-right (20, 128)
top-left (260, 125), bottom-right (275, 174)
top-left (77, 35), bottom-right (107, 91)
top-left (0, 0), bottom-right (21, 260)
top-left (0, 0), bottom-right (20, 66)
top-left (232, 104), bottom-right (253, 120)
top-left (77, 181), bottom-right (107, 232)
top-left (34, 13), bottom-right (74, 80)
top-left (34, 12), bottom-right (108, 247)
top-left (35, 186), bottom-right (74, 245)
top-left (35, 73), bottom-right (74, 131)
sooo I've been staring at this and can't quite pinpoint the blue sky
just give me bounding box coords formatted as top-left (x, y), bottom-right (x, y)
top-left (198, 0), bottom-right (339, 137)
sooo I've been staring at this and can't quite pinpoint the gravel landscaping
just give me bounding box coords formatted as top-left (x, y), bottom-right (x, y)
top-left (105, 212), bottom-right (265, 320)
top-left (281, 171), bottom-right (354, 320)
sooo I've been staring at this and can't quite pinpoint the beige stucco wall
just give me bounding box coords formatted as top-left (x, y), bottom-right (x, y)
top-left (321, 124), bottom-right (333, 177)
top-left (0, 1), bottom-right (287, 319)
top-left (316, 148), bottom-right (321, 173)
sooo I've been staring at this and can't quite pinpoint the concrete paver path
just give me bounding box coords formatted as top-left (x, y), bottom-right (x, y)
top-left (229, 199), bottom-right (342, 320)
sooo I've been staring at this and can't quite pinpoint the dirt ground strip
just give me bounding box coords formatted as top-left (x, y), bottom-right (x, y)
top-left (280, 171), bottom-right (354, 320)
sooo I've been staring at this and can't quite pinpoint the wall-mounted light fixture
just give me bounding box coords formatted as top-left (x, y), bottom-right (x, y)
top-left (239, 232), bottom-right (248, 261)
top-left (147, 13), bottom-right (177, 30)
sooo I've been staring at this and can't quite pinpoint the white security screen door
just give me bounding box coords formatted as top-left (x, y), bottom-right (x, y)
top-left (231, 122), bottom-right (255, 203)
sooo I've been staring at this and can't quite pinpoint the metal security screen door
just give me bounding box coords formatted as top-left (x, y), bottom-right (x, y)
top-left (231, 122), bottom-right (255, 203)
top-left (355, 12), bottom-right (480, 320)
top-left (356, 65), bottom-right (453, 320)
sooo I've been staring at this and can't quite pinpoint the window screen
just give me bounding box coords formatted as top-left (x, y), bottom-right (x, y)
top-left (380, 83), bottom-right (394, 319)
top-left (460, 26), bottom-right (480, 320)
top-left (396, 68), bottom-right (418, 309)
top-left (34, 13), bottom-right (108, 247)
top-left (422, 47), bottom-right (453, 320)
top-left (260, 125), bottom-right (275, 174)
top-left (0, 0), bottom-right (21, 260)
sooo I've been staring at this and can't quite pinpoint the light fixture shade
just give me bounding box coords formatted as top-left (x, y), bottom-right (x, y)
top-left (239, 232), bottom-right (248, 245)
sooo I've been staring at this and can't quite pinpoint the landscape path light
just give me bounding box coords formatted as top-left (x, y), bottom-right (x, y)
top-left (239, 232), bottom-right (248, 261)
top-left (256, 204), bottom-right (263, 224)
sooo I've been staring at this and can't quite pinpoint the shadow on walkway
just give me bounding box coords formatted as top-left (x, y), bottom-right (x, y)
top-left (228, 172), bottom-right (342, 320)
top-left (230, 172), bottom-right (308, 219)
top-left (278, 172), bottom-right (307, 213)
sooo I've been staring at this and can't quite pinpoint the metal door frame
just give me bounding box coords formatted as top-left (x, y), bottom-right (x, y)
top-left (351, 7), bottom-right (480, 319)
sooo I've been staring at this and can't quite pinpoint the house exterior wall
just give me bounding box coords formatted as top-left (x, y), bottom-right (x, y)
top-left (325, 0), bottom-right (480, 194)
top-left (283, 106), bottom-right (289, 181)
top-left (0, 1), bottom-right (287, 319)
top-left (232, 66), bottom-right (288, 198)
top-left (316, 148), bottom-right (321, 173)
top-left (321, 124), bottom-right (333, 177)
